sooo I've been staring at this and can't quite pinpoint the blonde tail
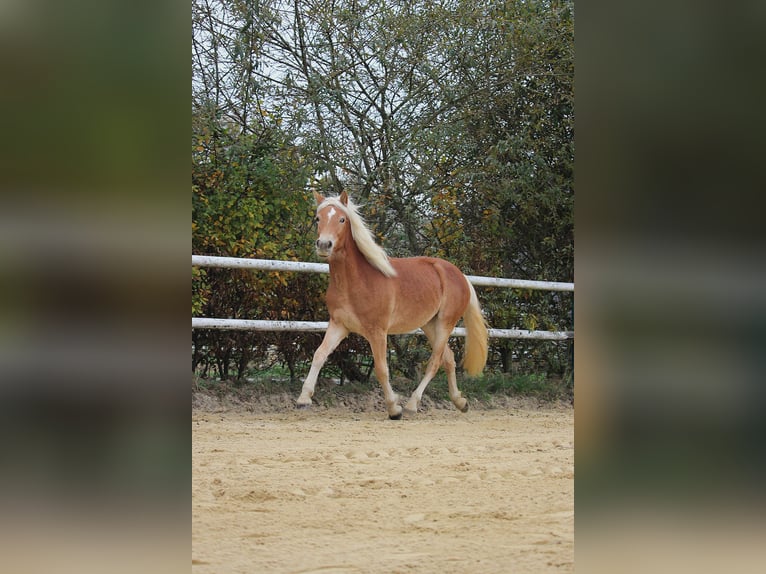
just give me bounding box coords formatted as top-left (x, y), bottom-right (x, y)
top-left (462, 279), bottom-right (488, 376)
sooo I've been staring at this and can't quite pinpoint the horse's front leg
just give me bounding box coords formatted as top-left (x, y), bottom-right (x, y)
top-left (296, 320), bottom-right (349, 408)
top-left (367, 331), bottom-right (402, 420)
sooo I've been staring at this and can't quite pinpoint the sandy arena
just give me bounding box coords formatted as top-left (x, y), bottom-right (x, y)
top-left (192, 401), bottom-right (573, 573)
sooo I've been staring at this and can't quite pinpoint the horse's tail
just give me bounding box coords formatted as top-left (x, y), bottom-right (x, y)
top-left (462, 278), bottom-right (488, 377)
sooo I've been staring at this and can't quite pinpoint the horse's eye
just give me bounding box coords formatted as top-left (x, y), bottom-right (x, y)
top-left (339, 217), bottom-right (346, 223)
top-left (314, 216), bottom-right (320, 224)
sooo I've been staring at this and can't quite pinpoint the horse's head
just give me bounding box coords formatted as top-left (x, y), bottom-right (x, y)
top-left (313, 191), bottom-right (350, 260)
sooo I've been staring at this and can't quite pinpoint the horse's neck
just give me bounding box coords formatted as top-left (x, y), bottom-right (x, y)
top-left (329, 238), bottom-right (377, 292)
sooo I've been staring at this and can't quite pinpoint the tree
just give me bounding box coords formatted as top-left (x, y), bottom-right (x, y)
top-left (419, 0), bottom-right (574, 376)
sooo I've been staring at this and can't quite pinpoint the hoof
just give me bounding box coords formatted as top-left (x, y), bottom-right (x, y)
top-left (388, 411), bottom-right (403, 420)
top-left (459, 402), bottom-right (469, 413)
top-left (295, 402), bottom-right (312, 410)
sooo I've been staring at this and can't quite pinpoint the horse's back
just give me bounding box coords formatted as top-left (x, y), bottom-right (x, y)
top-left (391, 256), bottom-right (468, 293)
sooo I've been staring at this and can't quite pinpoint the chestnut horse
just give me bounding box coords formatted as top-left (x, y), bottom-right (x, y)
top-left (296, 191), bottom-right (488, 419)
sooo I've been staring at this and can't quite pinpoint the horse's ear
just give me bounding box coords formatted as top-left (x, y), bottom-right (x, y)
top-left (313, 191), bottom-right (325, 205)
top-left (339, 191), bottom-right (348, 205)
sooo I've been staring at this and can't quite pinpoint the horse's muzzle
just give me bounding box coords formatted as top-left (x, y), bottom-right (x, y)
top-left (315, 238), bottom-right (333, 258)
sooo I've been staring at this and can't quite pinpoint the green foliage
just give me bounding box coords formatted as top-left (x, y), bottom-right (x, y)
top-left (428, 0), bottom-right (574, 376)
top-left (394, 370), bottom-right (572, 404)
top-left (191, 267), bottom-right (208, 316)
top-left (474, 372), bottom-right (572, 403)
top-left (192, 104), bottom-right (324, 380)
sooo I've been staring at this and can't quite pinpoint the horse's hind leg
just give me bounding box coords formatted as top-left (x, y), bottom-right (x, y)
top-left (403, 353), bottom-right (442, 414)
top-left (442, 346), bottom-right (468, 412)
top-left (404, 323), bottom-right (448, 414)
top-left (404, 323), bottom-right (468, 414)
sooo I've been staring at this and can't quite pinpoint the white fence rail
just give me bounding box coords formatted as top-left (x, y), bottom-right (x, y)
top-left (192, 255), bottom-right (574, 340)
top-left (192, 255), bottom-right (575, 292)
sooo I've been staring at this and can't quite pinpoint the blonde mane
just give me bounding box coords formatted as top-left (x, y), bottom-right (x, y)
top-left (318, 196), bottom-right (397, 277)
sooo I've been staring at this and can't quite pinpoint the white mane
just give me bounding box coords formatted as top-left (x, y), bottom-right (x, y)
top-left (318, 196), bottom-right (397, 277)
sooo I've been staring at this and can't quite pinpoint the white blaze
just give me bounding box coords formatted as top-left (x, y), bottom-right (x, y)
top-left (317, 206), bottom-right (338, 253)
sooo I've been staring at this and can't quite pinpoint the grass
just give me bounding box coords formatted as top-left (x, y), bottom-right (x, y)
top-left (194, 364), bottom-right (573, 406)
top-left (401, 371), bottom-right (572, 404)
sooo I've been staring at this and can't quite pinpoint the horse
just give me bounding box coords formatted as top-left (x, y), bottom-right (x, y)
top-left (296, 191), bottom-right (488, 419)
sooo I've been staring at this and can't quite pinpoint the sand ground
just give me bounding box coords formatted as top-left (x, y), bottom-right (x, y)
top-left (192, 402), bottom-right (573, 573)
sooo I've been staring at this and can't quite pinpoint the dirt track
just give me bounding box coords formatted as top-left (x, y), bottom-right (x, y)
top-left (192, 402), bottom-right (573, 573)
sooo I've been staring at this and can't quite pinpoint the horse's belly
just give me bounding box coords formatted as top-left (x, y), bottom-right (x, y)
top-left (332, 306), bottom-right (432, 336)
top-left (387, 308), bottom-right (438, 334)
